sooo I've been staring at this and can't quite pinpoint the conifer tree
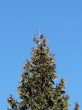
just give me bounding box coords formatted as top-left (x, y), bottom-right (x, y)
top-left (7, 34), bottom-right (79, 110)
top-left (74, 103), bottom-right (79, 110)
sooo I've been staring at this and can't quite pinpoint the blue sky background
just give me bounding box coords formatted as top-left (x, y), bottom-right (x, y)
top-left (0, 0), bottom-right (82, 109)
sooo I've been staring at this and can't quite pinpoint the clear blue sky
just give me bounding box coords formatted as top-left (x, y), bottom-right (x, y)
top-left (0, 0), bottom-right (82, 109)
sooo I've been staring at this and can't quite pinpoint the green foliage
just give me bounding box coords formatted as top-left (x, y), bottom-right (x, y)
top-left (7, 34), bottom-right (79, 110)
top-left (7, 95), bottom-right (18, 110)
top-left (74, 102), bottom-right (79, 110)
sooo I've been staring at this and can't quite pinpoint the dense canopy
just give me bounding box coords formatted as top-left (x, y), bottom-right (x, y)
top-left (7, 35), bottom-right (79, 110)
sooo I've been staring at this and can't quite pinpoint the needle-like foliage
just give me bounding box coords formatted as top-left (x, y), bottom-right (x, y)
top-left (7, 34), bottom-right (79, 110)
